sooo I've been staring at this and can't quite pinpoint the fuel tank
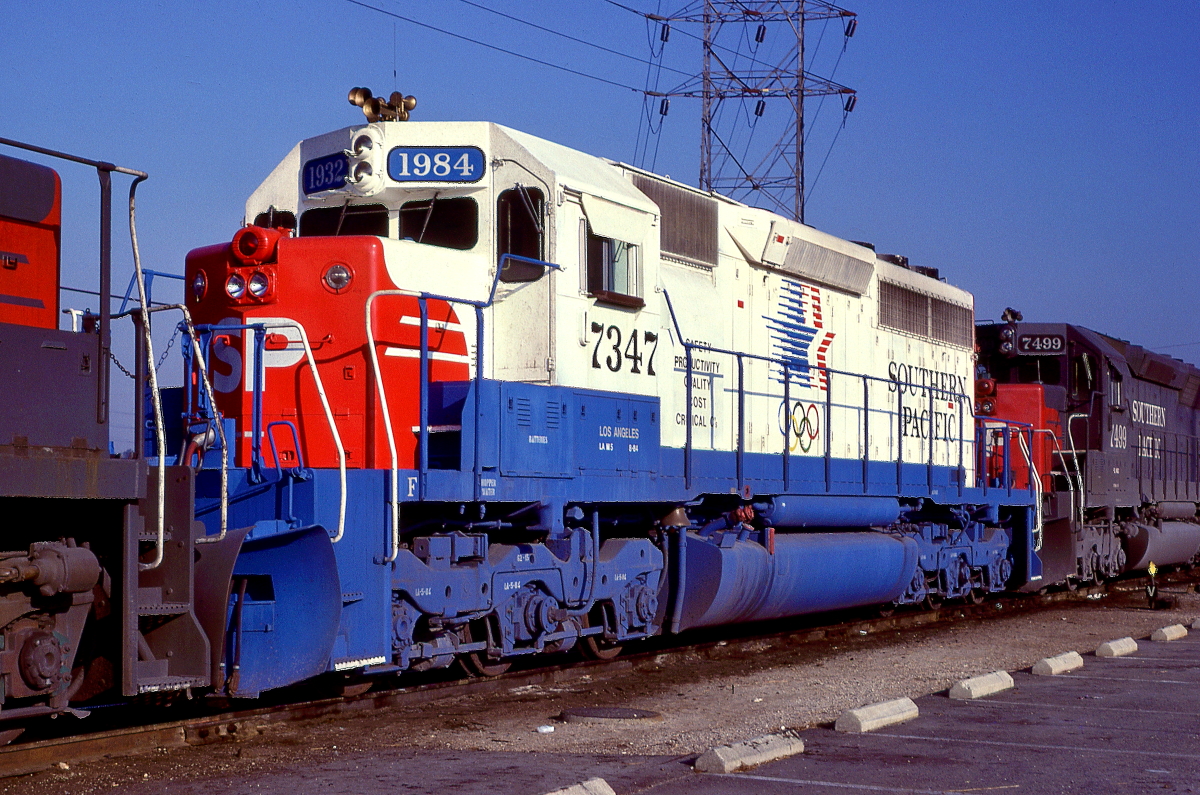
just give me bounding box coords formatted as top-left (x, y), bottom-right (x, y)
top-left (1123, 522), bottom-right (1200, 570)
top-left (678, 530), bottom-right (918, 631)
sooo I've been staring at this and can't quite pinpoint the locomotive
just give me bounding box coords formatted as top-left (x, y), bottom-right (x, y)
top-left (174, 89), bottom-right (1037, 694)
top-left (0, 88), bottom-right (1192, 732)
top-left (976, 318), bottom-right (1200, 589)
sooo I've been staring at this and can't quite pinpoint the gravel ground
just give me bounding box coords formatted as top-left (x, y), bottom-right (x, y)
top-left (4, 585), bottom-right (1198, 794)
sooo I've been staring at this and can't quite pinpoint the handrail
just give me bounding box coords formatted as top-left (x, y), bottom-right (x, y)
top-left (118, 269), bottom-right (184, 315)
top-left (114, 303), bottom-right (230, 546)
top-left (364, 290), bottom-right (414, 564)
top-left (1017, 430), bottom-right (1044, 552)
top-left (255, 319), bottom-right (347, 542)
top-left (1065, 413), bottom-right (1088, 524)
top-left (123, 171), bottom-right (163, 571)
top-left (0, 139), bottom-right (147, 429)
top-left (193, 319), bottom-right (347, 542)
top-left (1036, 428), bottom-right (1076, 521)
top-left (662, 287), bottom-right (982, 492)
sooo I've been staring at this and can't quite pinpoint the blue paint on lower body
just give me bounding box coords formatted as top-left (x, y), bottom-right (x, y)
top-left (226, 525), bottom-right (341, 697)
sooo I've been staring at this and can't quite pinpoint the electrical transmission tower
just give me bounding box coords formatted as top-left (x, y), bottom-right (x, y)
top-left (653, 1), bottom-right (857, 224)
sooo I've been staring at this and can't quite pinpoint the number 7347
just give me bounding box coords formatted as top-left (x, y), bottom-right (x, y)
top-left (591, 322), bottom-right (658, 376)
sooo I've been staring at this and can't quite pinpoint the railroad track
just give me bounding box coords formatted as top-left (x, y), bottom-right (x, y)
top-left (2, 569), bottom-right (1194, 779)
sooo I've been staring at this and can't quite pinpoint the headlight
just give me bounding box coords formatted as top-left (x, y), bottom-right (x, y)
top-left (323, 263), bottom-right (353, 293)
top-left (192, 271), bottom-right (207, 301)
top-left (248, 271), bottom-right (270, 298)
top-left (226, 273), bottom-right (246, 299)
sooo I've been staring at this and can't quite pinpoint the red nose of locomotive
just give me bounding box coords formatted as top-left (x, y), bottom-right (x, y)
top-left (185, 227), bottom-right (469, 471)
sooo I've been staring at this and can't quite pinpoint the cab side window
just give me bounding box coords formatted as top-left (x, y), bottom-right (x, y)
top-left (398, 197), bottom-right (478, 250)
top-left (1108, 363), bottom-right (1123, 407)
top-left (497, 187), bottom-right (545, 283)
top-left (581, 219), bottom-right (642, 308)
top-left (299, 204), bottom-right (388, 237)
top-left (1071, 352), bottom-right (1095, 399)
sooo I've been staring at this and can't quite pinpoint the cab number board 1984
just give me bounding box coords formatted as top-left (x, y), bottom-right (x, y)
top-left (387, 146), bottom-right (485, 183)
top-left (1017, 334), bottom-right (1065, 355)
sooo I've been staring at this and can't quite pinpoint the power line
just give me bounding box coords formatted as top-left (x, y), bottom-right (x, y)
top-left (601, 0), bottom-right (852, 88)
top-left (346, 0), bottom-right (645, 94)
top-left (452, 0), bottom-right (694, 79)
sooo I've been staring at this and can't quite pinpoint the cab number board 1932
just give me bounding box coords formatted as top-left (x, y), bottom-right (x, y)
top-left (1017, 334), bottom-right (1065, 355)
top-left (302, 153), bottom-right (349, 195)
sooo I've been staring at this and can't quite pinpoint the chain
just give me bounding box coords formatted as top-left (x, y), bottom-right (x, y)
top-left (156, 327), bottom-right (180, 371)
top-left (108, 350), bottom-right (136, 380)
top-left (107, 326), bottom-right (181, 380)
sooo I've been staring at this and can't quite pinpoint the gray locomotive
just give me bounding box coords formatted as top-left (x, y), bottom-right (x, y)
top-left (976, 316), bottom-right (1200, 588)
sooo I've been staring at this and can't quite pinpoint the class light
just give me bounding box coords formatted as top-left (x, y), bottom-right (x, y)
top-left (323, 263), bottom-right (353, 293)
top-left (226, 273), bottom-right (246, 300)
top-left (248, 271), bottom-right (270, 298)
top-left (192, 271), bottom-right (207, 301)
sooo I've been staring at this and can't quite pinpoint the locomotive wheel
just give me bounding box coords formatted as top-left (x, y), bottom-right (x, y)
top-left (461, 652), bottom-right (512, 678)
top-left (459, 622), bottom-right (511, 677)
top-left (964, 588), bottom-right (986, 606)
top-left (922, 592), bottom-right (943, 610)
top-left (580, 614), bottom-right (622, 661)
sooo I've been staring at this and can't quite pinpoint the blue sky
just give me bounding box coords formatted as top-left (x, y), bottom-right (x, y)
top-left (3, 0), bottom-right (1198, 366)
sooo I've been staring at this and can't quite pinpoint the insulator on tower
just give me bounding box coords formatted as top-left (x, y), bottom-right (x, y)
top-left (348, 87), bottom-right (417, 122)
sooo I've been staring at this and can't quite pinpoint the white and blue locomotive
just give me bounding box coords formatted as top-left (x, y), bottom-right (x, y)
top-left (175, 91), bottom-right (1037, 694)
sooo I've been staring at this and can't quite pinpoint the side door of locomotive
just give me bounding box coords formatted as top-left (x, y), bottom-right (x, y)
top-left (491, 185), bottom-right (553, 382)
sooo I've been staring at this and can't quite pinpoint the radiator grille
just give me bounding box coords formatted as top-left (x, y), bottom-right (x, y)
top-left (781, 237), bottom-right (873, 295)
top-left (879, 281), bottom-right (972, 349)
top-left (630, 174), bottom-right (717, 266)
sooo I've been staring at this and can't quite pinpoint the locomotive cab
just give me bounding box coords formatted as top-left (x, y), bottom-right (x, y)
top-left (185, 119), bottom-right (660, 473)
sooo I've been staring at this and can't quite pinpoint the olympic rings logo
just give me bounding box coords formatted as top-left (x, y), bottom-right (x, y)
top-left (778, 401), bottom-right (820, 452)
